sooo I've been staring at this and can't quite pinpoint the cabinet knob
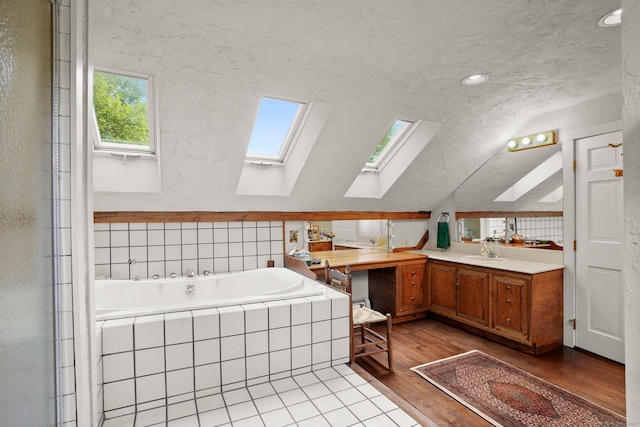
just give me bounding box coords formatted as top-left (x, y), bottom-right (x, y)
top-left (412, 270), bottom-right (417, 275)
top-left (411, 296), bottom-right (416, 301)
top-left (506, 317), bottom-right (511, 322)
top-left (505, 285), bottom-right (511, 290)
top-left (506, 298), bottom-right (511, 303)
top-left (412, 281), bottom-right (416, 286)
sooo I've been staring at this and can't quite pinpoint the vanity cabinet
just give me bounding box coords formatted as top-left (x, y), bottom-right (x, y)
top-left (398, 263), bottom-right (427, 314)
top-left (369, 261), bottom-right (428, 322)
top-left (428, 261), bottom-right (489, 327)
top-left (427, 259), bottom-right (563, 355)
top-left (492, 273), bottom-right (528, 339)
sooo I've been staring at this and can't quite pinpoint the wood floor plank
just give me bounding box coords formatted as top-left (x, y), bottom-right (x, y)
top-left (355, 318), bottom-right (626, 426)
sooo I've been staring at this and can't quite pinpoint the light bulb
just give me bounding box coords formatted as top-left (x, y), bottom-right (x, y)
top-left (507, 140), bottom-right (517, 149)
top-left (461, 73), bottom-right (490, 86)
top-left (536, 133), bottom-right (546, 142)
top-left (521, 137), bottom-right (531, 146)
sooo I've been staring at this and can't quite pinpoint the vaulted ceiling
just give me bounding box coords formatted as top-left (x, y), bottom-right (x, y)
top-left (91, 0), bottom-right (622, 212)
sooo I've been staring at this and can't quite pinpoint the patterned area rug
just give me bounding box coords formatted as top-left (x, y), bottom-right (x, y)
top-left (411, 350), bottom-right (625, 427)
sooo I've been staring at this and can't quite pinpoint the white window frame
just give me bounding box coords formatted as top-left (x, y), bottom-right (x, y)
top-left (362, 119), bottom-right (415, 173)
top-left (92, 67), bottom-right (158, 156)
top-left (244, 97), bottom-right (309, 166)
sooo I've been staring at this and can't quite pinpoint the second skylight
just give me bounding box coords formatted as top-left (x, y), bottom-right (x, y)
top-left (366, 119), bottom-right (413, 168)
top-left (246, 97), bottom-right (306, 162)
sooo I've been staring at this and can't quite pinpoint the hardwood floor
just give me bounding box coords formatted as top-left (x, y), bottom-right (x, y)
top-left (350, 318), bottom-right (625, 426)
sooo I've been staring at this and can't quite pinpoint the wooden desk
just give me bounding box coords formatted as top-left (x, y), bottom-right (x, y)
top-left (286, 249), bottom-right (429, 323)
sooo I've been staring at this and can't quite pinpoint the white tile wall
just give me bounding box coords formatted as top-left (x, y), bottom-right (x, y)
top-left (55, 1), bottom-right (77, 425)
top-left (515, 216), bottom-right (564, 242)
top-left (99, 288), bottom-right (351, 422)
top-left (482, 216), bottom-right (564, 243)
top-left (94, 221), bottom-right (285, 279)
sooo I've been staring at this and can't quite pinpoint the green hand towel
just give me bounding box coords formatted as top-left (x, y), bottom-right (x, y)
top-left (437, 221), bottom-right (450, 249)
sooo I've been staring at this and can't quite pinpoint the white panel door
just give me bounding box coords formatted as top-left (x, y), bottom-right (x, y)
top-left (575, 131), bottom-right (624, 363)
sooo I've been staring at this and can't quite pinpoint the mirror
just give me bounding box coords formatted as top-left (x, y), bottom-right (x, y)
top-left (454, 143), bottom-right (564, 246)
top-left (330, 220), bottom-right (389, 249)
top-left (455, 143), bottom-right (563, 213)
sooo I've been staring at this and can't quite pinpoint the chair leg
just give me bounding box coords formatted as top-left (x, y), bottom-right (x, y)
top-left (386, 314), bottom-right (393, 370)
top-left (350, 326), bottom-right (355, 364)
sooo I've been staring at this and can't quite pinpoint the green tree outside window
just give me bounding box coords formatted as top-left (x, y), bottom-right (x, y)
top-left (93, 71), bottom-right (150, 146)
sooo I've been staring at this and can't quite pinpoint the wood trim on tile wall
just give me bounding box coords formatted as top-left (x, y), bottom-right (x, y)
top-left (94, 211), bottom-right (432, 223)
top-left (456, 211), bottom-right (563, 219)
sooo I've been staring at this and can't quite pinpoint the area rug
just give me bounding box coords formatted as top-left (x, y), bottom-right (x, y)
top-left (411, 350), bottom-right (625, 427)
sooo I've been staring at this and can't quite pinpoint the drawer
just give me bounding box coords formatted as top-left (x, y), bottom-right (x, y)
top-left (402, 263), bottom-right (425, 282)
top-left (494, 281), bottom-right (524, 333)
top-left (400, 263), bottom-right (426, 310)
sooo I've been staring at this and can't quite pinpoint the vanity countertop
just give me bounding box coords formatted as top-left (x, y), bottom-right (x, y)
top-left (410, 249), bottom-right (564, 275)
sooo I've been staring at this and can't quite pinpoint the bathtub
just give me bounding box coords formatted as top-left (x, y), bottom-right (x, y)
top-left (96, 267), bottom-right (324, 320)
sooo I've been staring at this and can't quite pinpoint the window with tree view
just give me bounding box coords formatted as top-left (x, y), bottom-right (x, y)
top-left (93, 69), bottom-right (156, 153)
top-left (365, 119), bottom-right (413, 171)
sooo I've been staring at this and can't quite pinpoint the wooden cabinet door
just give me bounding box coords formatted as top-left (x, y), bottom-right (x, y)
top-left (428, 262), bottom-right (456, 316)
top-left (398, 263), bottom-right (426, 313)
top-left (456, 268), bottom-right (489, 327)
top-left (492, 274), bottom-right (529, 338)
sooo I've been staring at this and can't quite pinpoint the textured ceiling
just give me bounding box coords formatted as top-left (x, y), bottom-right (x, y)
top-left (91, 0), bottom-right (622, 212)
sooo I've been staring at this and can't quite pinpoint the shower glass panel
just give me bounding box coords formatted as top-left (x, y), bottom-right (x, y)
top-left (0, 0), bottom-right (57, 424)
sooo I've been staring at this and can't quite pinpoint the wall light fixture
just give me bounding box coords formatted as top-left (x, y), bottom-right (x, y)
top-left (507, 130), bottom-right (556, 152)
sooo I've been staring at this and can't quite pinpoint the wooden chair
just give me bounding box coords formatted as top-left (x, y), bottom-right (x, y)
top-left (324, 261), bottom-right (393, 370)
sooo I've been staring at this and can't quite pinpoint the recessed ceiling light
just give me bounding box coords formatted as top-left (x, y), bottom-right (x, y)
top-left (461, 74), bottom-right (490, 86)
top-left (598, 8), bottom-right (622, 27)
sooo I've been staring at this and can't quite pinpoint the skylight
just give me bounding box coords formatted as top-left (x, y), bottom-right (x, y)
top-left (92, 68), bottom-right (156, 153)
top-left (246, 97), bottom-right (306, 163)
top-left (345, 120), bottom-right (442, 199)
top-left (365, 119), bottom-right (413, 171)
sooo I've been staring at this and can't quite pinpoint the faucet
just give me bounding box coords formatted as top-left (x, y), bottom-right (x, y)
top-left (128, 258), bottom-right (140, 281)
top-left (484, 238), bottom-right (499, 258)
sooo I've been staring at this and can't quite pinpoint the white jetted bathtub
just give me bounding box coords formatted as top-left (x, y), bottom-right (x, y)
top-left (96, 267), bottom-right (324, 320)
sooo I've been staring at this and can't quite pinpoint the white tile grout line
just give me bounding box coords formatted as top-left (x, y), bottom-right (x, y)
top-left (103, 364), bottom-right (421, 427)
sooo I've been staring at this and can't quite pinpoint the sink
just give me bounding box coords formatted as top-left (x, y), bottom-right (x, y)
top-left (461, 255), bottom-right (509, 263)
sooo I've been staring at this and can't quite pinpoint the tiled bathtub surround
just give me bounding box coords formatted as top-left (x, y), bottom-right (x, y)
top-left (97, 290), bottom-right (351, 422)
top-left (103, 364), bottom-right (420, 427)
top-left (94, 221), bottom-right (285, 280)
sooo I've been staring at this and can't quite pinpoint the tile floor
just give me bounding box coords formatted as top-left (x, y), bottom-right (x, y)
top-left (103, 363), bottom-right (419, 427)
